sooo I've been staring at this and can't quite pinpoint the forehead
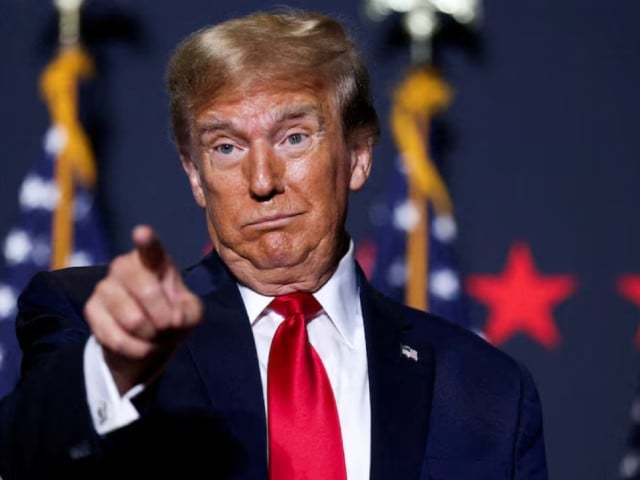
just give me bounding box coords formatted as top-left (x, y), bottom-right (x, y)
top-left (194, 80), bottom-right (338, 126)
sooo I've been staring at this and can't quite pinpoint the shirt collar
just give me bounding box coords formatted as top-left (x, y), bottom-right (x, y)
top-left (237, 241), bottom-right (361, 347)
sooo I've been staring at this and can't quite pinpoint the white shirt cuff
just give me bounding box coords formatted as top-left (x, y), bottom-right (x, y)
top-left (83, 336), bottom-right (144, 435)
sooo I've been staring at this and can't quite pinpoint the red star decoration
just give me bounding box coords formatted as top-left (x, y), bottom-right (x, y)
top-left (465, 242), bottom-right (577, 349)
top-left (617, 275), bottom-right (640, 347)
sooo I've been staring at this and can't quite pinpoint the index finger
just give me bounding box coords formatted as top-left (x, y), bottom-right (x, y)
top-left (132, 225), bottom-right (169, 276)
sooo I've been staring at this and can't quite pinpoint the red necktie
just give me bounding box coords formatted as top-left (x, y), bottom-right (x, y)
top-left (267, 293), bottom-right (347, 480)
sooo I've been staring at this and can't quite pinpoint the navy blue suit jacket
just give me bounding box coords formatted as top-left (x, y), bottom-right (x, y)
top-left (0, 252), bottom-right (547, 479)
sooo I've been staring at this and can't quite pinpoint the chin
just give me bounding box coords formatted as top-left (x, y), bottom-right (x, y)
top-left (249, 233), bottom-right (302, 263)
top-left (252, 248), bottom-right (305, 270)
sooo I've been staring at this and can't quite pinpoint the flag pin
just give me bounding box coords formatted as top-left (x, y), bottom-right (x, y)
top-left (401, 344), bottom-right (418, 361)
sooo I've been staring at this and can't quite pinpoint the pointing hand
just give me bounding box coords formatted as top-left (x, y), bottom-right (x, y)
top-left (84, 225), bottom-right (203, 394)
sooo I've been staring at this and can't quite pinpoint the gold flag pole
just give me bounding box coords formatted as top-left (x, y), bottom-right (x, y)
top-left (45, 0), bottom-right (97, 269)
top-left (364, 0), bottom-right (481, 310)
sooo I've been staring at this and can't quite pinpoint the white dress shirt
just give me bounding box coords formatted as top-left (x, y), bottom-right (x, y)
top-left (84, 243), bottom-right (371, 480)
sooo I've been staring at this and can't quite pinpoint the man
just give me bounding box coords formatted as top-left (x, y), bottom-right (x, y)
top-left (0, 8), bottom-right (548, 480)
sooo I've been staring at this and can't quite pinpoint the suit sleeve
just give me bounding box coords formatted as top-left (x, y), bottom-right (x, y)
top-left (514, 363), bottom-right (549, 479)
top-left (0, 267), bottom-right (106, 479)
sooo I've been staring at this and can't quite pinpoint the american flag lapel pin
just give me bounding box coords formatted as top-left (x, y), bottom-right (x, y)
top-left (401, 344), bottom-right (418, 362)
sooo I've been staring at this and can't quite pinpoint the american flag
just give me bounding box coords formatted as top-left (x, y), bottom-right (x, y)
top-left (364, 68), bottom-right (480, 332)
top-left (367, 167), bottom-right (475, 329)
top-left (0, 47), bottom-right (108, 398)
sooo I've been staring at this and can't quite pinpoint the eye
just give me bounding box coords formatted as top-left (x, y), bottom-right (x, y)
top-left (286, 133), bottom-right (307, 145)
top-left (215, 144), bottom-right (235, 154)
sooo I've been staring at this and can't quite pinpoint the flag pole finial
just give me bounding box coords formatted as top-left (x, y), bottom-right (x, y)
top-left (53, 0), bottom-right (86, 47)
top-left (364, 0), bottom-right (482, 65)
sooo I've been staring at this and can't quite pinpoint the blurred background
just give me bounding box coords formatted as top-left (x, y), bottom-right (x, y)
top-left (1, 0), bottom-right (640, 478)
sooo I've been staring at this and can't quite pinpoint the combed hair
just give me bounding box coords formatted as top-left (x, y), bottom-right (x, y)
top-left (166, 9), bottom-right (380, 151)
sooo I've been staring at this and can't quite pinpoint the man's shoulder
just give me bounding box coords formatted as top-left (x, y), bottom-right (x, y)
top-left (20, 265), bottom-right (109, 307)
top-left (14, 266), bottom-right (110, 348)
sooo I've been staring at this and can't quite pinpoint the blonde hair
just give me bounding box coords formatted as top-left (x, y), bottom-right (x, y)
top-left (166, 9), bottom-right (380, 151)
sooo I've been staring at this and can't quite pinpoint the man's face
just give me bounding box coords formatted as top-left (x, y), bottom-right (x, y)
top-left (181, 83), bottom-right (372, 294)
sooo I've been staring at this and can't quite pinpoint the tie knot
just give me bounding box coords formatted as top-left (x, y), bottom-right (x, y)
top-left (269, 292), bottom-right (322, 320)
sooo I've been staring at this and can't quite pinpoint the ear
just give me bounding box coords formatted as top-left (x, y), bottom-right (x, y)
top-left (180, 151), bottom-right (207, 208)
top-left (348, 131), bottom-right (373, 191)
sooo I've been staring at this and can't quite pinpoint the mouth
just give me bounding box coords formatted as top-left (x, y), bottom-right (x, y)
top-left (244, 212), bottom-right (303, 229)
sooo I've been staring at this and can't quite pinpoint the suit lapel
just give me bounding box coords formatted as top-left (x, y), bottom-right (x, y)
top-left (360, 275), bottom-right (435, 480)
top-left (183, 253), bottom-right (268, 479)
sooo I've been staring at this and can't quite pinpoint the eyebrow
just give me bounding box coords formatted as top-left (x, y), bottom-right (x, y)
top-left (276, 104), bottom-right (326, 129)
top-left (195, 102), bottom-right (326, 139)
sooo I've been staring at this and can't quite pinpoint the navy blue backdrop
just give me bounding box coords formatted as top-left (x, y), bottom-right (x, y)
top-left (2, 1), bottom-right (640, 478)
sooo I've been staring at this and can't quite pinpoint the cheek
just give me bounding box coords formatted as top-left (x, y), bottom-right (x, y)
top-left (201, 160), bottom-right (244, 200)
top-left (297, 142), bottom-right (351, 187)
top-left (201, 173), bottom-right (245, 231)
top-left (299, 157), bottom-right (350, 221)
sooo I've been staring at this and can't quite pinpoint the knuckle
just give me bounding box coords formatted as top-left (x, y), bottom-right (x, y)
top-left (186, 296), bottom-right (204, 326)
top-left (108, 256), bottom-right (128, 275)
top-left (136, 343), bottom-right (155, 359)
top-left (83, 296), bottom-right (98, 320)
top-left (92, 279), bottom-right (111, 297)
top-left (106, 330), bottom-right (126, 354)
top-left (119, 309), bottom-right (146, 331)
top-left (90, 319), bottom-right (106, 343)
top-left (166, 306), bottom-right (183, 327)
top-left (126, 345), bottom-right (147, 361)
top-left (139, 283), bottom-right (161, 302)
top-left (84, 298), bottom-right (108, 333)
top-left (91, 278), bottom-right (120, 307)
top-left (93, 323), bottom-right (121, 354)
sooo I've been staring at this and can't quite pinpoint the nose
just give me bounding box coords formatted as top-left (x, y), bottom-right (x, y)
top-left (245, 142), bottom-right (284, 200)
